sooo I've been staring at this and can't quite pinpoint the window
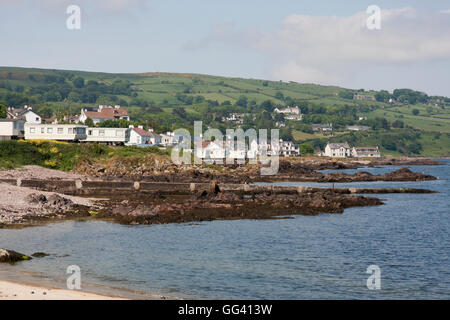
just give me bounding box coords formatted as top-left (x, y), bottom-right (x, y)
top-left (99, 130), bottom-right (105, 136)
top-left (68, 128), bottom-right (73, 134)
top-left (57, 128), bottom-right (64, 134)
top-left (88, 130), bottom-right (92, 135)
top-left (36, 117), bottom-right (39, 121)
top-left (41, 127), bottom-right (45, 133)
top-left (30, 127), bottom-right (36, 133)
top-left (47, 128), bottom-right (53, 134)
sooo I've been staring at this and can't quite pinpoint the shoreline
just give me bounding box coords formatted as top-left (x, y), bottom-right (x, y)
top-left (0, 280), bottom-right (127, 300)
top-left (0, 268), bottom-right (175, 300)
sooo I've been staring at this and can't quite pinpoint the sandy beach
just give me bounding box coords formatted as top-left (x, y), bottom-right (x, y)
top-left (0, 280), bottom-right (126, 300)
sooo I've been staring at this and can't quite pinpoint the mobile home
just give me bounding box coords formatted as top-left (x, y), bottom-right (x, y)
top-left (0, 119), bottom-right (25, 140)
top-left (24, 124), bottom-right (87, 141)
top-left (85, 127), bottom-right (130, 145)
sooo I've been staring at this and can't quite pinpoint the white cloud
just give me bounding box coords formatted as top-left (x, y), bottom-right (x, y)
top-left (269, 7), bottom-right (450, 85)
top-left (187, 7), bottom-right (450, 87)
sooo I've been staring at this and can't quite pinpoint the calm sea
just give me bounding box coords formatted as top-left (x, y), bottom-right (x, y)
top-left (1, 160), bottom-right (449, 299)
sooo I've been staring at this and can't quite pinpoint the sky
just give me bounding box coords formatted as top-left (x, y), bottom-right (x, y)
top-left (1, 0), bottom-right (450, 96)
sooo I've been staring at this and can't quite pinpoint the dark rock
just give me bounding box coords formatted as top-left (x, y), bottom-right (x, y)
top-left (31, 252), bottom-right (50, 258)
top-left (0, 248), bottom-right (32, 263)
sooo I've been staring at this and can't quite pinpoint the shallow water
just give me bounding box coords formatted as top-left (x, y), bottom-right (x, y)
top-left (1, 160), bottom-right (449, 299)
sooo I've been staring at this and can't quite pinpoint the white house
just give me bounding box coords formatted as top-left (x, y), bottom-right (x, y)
top-left (352, 147), bottom-right (381, 158)
top-left (80, 105), bottom-right (130, 124)
top-left (24, 124), bottom-right (87, 141)
top-left (279, 140), bottom-right (300, 157)
top-left (195, 141), bottom-right (226, 163)
top-left (8, 106), bottom-right (42, 124)
top-left (0, 119), bottom-right (25, 140)
top-left (85, 127), bottom-right (130, 145)
top-left (160, 132), bottom-right (175, 146)
top-left (274, 106), bottom-right (301, 115)
top-left (324, 142), bottom-right (351, 158)
top-left (126, 126), bottom-right (161, 146)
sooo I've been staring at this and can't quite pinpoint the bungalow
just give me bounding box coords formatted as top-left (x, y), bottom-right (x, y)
top-left (0, 119), bottom-right (25, 140)
top-left (7, 106), bottom-right (42, 124)
top-left (352, 147), bottom-right (381, 158)
top-left (324, 142), bottom-right (351, 158)
top-left (79, 105), bottom-right (130, 124)
top-left (126, 126), bottom-right (161, 146)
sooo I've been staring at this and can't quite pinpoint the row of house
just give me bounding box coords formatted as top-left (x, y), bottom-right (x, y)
top-left (323, 142), bottom-right (381, 158)
top-left (195, 138), bottom-right (300, 162)
top-left (0, 118), bottom-right (178, 147)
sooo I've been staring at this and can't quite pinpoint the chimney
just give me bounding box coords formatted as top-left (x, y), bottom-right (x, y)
top-left (148, 128), bottom-right (153, 132)
top-left (138, 125), bottom-right (143, 129)
top-left (129, 125), bottom-right (134, 129)
top-left (115, 105), bottom-right (120, 109)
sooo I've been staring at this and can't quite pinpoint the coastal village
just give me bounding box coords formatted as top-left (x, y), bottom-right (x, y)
top-left (0, 104), bottom-right (381, 161)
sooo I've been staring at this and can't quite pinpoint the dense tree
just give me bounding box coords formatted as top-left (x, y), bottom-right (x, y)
top-left (236, 95), bottom-right (248, 107)
top-left (299, 144), bottom-right (314, 155)
top-left (84, 118), bottom-right (95, 127)
top-left (37, 106), bottom-right (54, 119)
top-left (0, 103), bottom-right (6, 118)
top-left (375, 90), bottom-right (391, 102)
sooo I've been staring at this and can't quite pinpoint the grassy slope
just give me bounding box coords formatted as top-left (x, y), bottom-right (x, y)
top-left (0, 140), bottom-right (170, 171)
top-left (1, 66), bottom-right (449, 157)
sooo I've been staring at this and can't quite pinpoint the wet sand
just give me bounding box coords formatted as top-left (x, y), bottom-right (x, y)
top-left (0, 280), bottom-right (126, 300)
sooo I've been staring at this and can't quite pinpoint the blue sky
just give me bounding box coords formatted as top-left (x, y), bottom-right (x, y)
top-left (1, 0), bottom-right (450, 96)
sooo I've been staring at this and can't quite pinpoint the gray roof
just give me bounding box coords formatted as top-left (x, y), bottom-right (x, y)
top-left (327, 142), bottom-right (350, 149)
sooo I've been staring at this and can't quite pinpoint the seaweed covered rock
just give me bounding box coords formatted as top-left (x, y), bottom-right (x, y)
top-left (0, 248), bottom-right (32, 263)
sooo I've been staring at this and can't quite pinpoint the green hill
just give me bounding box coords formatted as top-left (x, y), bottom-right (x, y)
top-left (0, 66), bottom-right (449, 157)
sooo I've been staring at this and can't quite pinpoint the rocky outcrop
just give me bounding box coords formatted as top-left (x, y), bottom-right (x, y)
top-left (73, 156), bottom-right (439, 184)
top-left (26, 193), bottom-right (75, 211)
top-left (315, 168), bottom-right (437, 183)
top-left (102, 189), bottom-right (384, 225)
top-left (0, 248), bottom-right (32, 263)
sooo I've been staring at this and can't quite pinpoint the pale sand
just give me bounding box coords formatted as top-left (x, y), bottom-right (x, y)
top-left (0, 280), bottom-right (127, 300)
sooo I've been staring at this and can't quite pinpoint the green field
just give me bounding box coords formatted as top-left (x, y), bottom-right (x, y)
top-left (0, 66), bottom-right (449, 157)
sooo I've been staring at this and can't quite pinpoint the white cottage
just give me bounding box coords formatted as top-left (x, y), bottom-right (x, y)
top-left (324, 142), bottom-right (351, 158)
top-left (126, 126), bottom-right (161, 146)
top-left (8, 106), bottom-right (41, 124)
